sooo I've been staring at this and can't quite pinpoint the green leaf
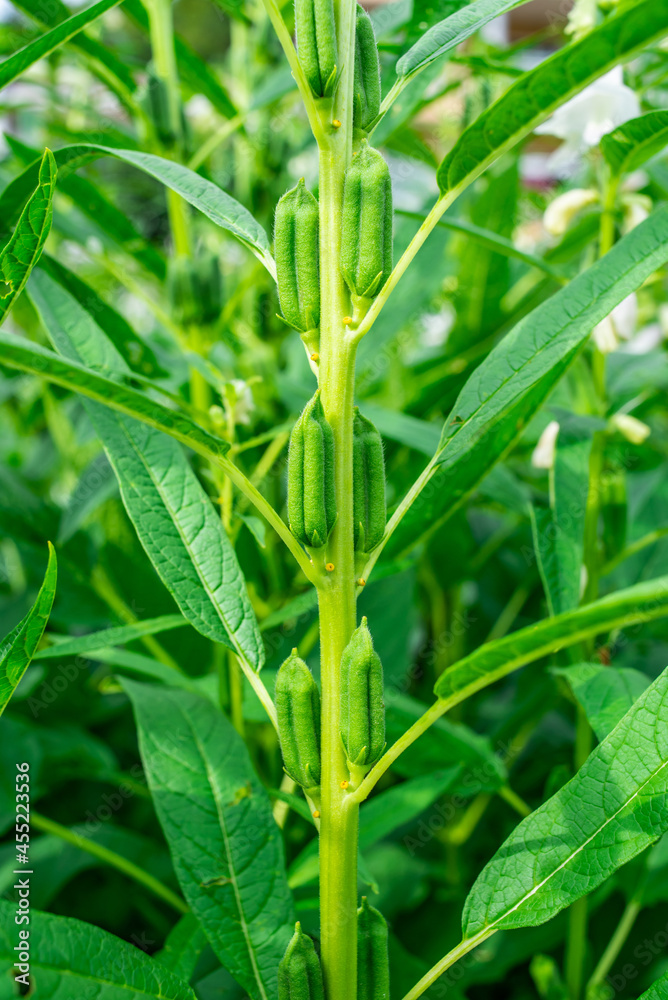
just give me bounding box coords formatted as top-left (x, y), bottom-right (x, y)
top-left (387, 207), bottom-right (668, 559)
top-left (437, 0), bottom-right (668, 195)
top-left (155, 914), bottom-right (208, 982)
top-left (0, 149), bottom-right (55, 325)
top-left (0, 327), bottom-right (230, 464)
top-left (462, 665), bottom-right (668, 936)
top-left (531, 421), bottom-right (594, 616)
top-left (25, 268), bottom-right (265, 670)
top-left (640, 973), bottom-right (668, 1000)
top-left (359, 767), bottom-right (462, 850)
top-left (0, 146), bottom-right (274, 275)
top-left (396, 0), bottom-right (529, 78)
top-left (34, 614), bottom-right (187, 660)
top-left (123, 680), bottom-right (294, 1000)
top-left (0, 0), bottom-right (123, 91)
top-left (554, 662), bottom-right (650, 741)
top-left (434, 575), bottom-right (668, 704)
top-left (0, 542), bottom-right (56, 715)
top-left (0, 900), bottom-right (196, 999)
top-left (601, 110), bottom-right (668, 177)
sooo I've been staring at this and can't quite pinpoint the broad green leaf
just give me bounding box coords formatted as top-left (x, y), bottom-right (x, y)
top-left (554, 662), bottom-right (650, 741)
top-left (123, 680), bottom-right (294, 1000)
top-left (57, 450), bottom-right (119, 543)
top-left (434, 575), bottom-right (668, 704)
top-left (0, 0), bottom-right (123, 90)
top-left (155, 914), bottom-right (208, 982)
top-left (601, 110), bottom-right (668, 177)
top-left (640, 973), bottom-right (668, 1000)
top-left (0, 149), bottom-right (55, 325)
top-left (437, 0), bottom-right (668, 195)
top-left (531, 420), bottom-right (594, 616)
top-left (396, 0), bottom-right (529, 78)
top-left (34, 614), bottom-right (187, 660)
top-left (0, 146), bottom-right (274, 275)
top-left (10, 0), bottom-right (136, 96)
top-left (361, 402), bottom-right (441, 456)
top-left (462, 666), bottom-right (668, 936)
top-left (0, 900), bottom-right (196, 999)
top-left (387, 207), bottom-right (668, 559)
top-left (26, 269), bottom-right (265, 670)
top-left (0, 328), bottom-right (230, 465)
top-left (0, 542), bottom-right (56, 715)
top-left (359, 767), bottom-right (462, 850)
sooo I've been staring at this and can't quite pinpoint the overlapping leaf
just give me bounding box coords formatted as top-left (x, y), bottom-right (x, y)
top-left (601, 110), bottom-right (668, 176)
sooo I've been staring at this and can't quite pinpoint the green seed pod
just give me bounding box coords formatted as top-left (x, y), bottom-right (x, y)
top-left (275, 180), bottom-right (320, 334)
top-left (279, 923), bottom-right (325, 1000)
top-left (294, 0), bottom-right (338, 98)
top-left (340, 617), bottom-right (385, 772)
top-left (357, 898), bottom-right (390, 1000)
top-left (144, 64), bottom-right (178, 147)
top-left (353, 408), bottom-right (386, 553)
top-left (341, 142), bottom-right (393, 300)
top-left (353, 5), bottom-right (381, 133)
top-left (287, 392), bottom-right (337, 549)
top-left (275, 650), bottom-right (321, 791)
top-left (167, 252), bottom-right (222, 326)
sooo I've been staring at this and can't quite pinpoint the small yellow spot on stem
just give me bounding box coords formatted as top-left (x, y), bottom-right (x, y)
top-left (340, 780), bottom-right (349, 789)
top-left (332, 119), bottom-right (342, 128)
top-left (310, 352), bottom-right (320, 362)
top-left (313, 810), bottom-right (320, 819)
top-left (343, 316), bottom-right (353, 326)
top-left (358, 578), bottom-right (366, 587)
top-left (325, 562), bottom-right (335, 572)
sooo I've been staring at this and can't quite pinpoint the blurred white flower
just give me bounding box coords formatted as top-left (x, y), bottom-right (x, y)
top-left (619, 323), bottom-right (664, 355)
top-left (609, 412), bottom-right (651, 444)
top-left (536, 68), bottom-right (641, 175)
top-left (532, 420), bottom-right (560, 470)
top-left (592, 292), bottom-right (637, 352)
top-left (565, 0), bottom-right (598, 39)
top-left (420, 306), bottom-right (455, 348)
top-left (543, 188), bottom-right (598, 236)
top-left (621, 193), bottom-right (652, 233)
top-left (228, 379), bottom-right (255, 426)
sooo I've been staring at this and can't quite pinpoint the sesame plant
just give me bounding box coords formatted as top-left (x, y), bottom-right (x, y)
top-left (2, 0), bottom-right (668, 997)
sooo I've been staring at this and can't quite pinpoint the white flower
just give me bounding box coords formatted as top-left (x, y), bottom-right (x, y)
top-left (609, 413), bottom-right (651, 444)
top-left (619, 323), bottom-right (664, 355)
top-left (229, 379), bottom-right (255, 426)
top-left (565, 0), bottom-right (598, 39)
top-left (536, 68), bottom-right (641, 175)
top-left (532, 420), bottom-right (560, 470)
top-left (592, 292), bottom-right (638, 352)
top-left (543, 188), bottom-right (598, 236)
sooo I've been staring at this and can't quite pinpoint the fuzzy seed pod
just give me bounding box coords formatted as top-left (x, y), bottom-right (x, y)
top-left (275, 650), bottom-right (321, 791)
top-left (341, 142), bottom-right (393, 300)
top-left (167, 252), bottom-right (222, 326)
top-left (287, 392), bottom-right (337, 549)
top-left (357, 898), bottom-right (390, 1000)
top-left (144, 65), bottom-right (178, 147)
top-left (278, 923), bottom-right (325, 1000)
top-left (340, 618), bottom-right (385, 771)
top-left (353, 5), bottom-right (381, 133)
top-left (353, 409), bottom-right (386, 553)
top-left (294, 0), bottom-right (338, 98)
top-left (275, 180), bottom-right (320, 334)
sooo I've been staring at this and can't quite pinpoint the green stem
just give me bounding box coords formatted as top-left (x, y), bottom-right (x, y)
top-left (401, 931), bottom-right (496, 1000)
top-left (586, 898), bottom-right (641, 996)
top-left (30, 812), bottom-right (188, 913)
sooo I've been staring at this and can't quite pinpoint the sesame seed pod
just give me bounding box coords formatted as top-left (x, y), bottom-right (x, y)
top-left (275, 180), bottom-right (320, 334)
top-left (353, 5), bottom-right (381, 132)
top-left (275, 651), bottom-right (321, 792)
top-left (287, 392), bottom-right (337, 549)
top-left (340, 617), bottom-right (385, 772)
top-left (341, 141), bottom-right (393, 300)
top-left (278, 923), bottom-right (325, 1000)
top-left (294, 0), bottom-right (338, 98)
top-left (357, 898), bottom-right (390, 1000)
top-left (353, 408), bottom-right (386, 553)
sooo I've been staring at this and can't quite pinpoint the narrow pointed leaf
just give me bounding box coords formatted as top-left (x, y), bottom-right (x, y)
top-left (463, 666), bottom-right (668, 935)
top-left (387, 207), bottom-right (668, 558)
top-left (555, 662), bottom-right (650, 741)
top-left (25, 268), bottom-right (265, 670)
top-left (0, 900), bottom-right (196, 999)
top-left (0, 149), bottom-right (55, 325)
top-left (124, 680), bottom-right (294, 1000)
top-left (34, 614), bottom-right (187, 660)
top-left (396, 0), bottom-right (529, 78)
top-left (601, 110), bottom-right (668, 176)
top-left (0, 0), bottom-right (123, 90)
top-left (434, 575), bottom-right (668, 704)
top-left (0, 542), bottom-right (56, 715)
top-left (640, 972), bottom-right (668, 999)
top-left (437, 0), bottom-right (668, 195)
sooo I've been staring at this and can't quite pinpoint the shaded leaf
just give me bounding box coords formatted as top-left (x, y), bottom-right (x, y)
top-left (601, 110), bottom-right (668, 177)
top-left (554, 662), bottom-right (650, 741)
top-left (34, 614), bottom-right (187, 660)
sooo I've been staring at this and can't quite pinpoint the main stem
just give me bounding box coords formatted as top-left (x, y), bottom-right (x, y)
top-left (316, 0), bottom-right (359, 993)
